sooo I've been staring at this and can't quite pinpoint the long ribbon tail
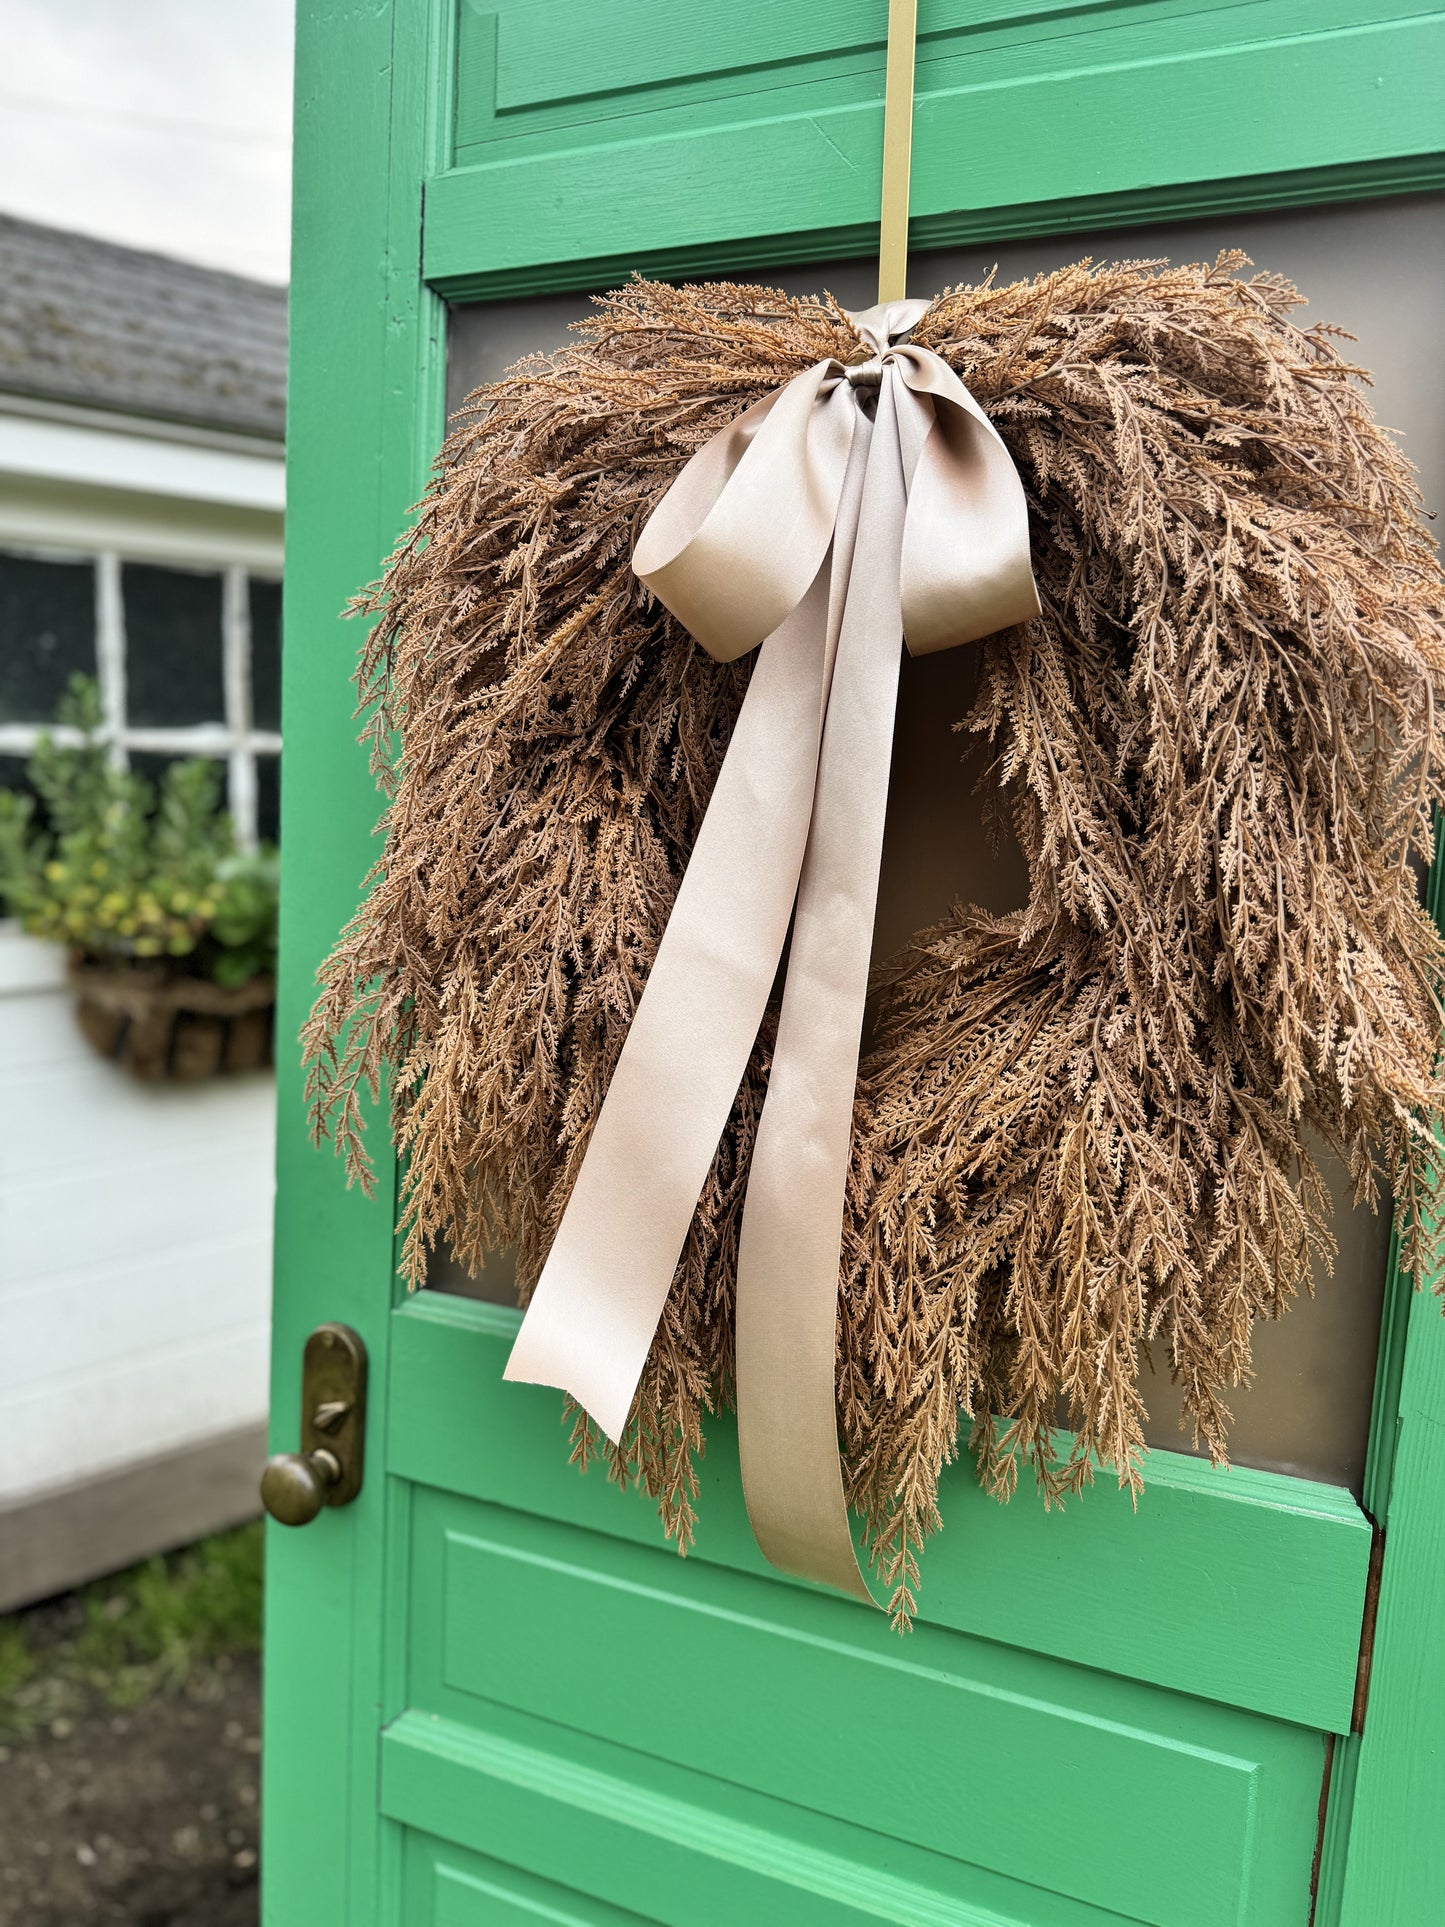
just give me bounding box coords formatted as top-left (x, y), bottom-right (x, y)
top-left (502, 568), bottom-right (837, 1442)
top-left (505, 318), bottom-right (1038, 1602)
top-left (735, 373), bottom-right (908, 1602)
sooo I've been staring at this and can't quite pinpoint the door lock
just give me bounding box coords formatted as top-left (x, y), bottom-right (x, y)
top-left (260, 1322), bottom-right (368, 1527)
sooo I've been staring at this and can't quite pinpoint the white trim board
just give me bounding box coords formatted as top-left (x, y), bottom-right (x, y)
top-left (0, 476), bottom-right (283, 571)
top-left (0, 409), bottom-right (284, 514)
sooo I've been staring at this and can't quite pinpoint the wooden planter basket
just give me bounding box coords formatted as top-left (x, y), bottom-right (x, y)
top-left (68, 959), bottom-right (275, 1082)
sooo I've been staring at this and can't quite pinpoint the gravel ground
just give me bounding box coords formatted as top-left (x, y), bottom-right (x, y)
top-left (0, 1604), bottom-right (261, 1927)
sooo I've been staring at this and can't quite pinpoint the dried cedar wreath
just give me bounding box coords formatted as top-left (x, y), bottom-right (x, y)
top-left (306, 256), bottom-right (1445, 1621)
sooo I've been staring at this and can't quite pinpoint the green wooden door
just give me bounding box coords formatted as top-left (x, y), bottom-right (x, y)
top-left (265, 4), bottom-right (1445, 1923)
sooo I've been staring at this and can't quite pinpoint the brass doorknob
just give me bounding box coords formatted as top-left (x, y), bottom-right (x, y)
top-left (259, 1322), bottom-right (368, 1526)
top-left (260, 1448), bottom-right (342, 1527)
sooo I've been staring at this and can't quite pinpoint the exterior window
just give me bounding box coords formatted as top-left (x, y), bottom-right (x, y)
top-left (0, 547), bottom-right (281, 848)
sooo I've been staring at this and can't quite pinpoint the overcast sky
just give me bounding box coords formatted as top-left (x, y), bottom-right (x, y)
top-left (2, 0), bottom-right (293, 284)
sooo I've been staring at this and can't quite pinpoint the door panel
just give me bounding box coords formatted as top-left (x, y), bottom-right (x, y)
top-left (385, 1705), bottom-right (1306, 1927)
top-left (386, 1711), bottom-right (1144, 1927)
top-left (400, 1492), bottom-right (1324, 1927)
top-left (404, 1832), bottom-right (657, 1927)
top-left (392, 1296), bottom-right (1370, 1735)
top-left (427, 0), bottom-right (1445, 297)
top-left (441, 190), bottom-right (1445, 1496)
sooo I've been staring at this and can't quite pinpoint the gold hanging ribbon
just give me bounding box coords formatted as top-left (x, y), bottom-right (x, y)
top-left (505, 0), bottom-right (1037, 1600)
top-left (878, 0), bottom-right (918, 304)
top-left (504, 302), bottom-right (1040, 1597)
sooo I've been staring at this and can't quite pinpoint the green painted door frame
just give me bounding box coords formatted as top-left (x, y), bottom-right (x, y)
top-left (267, 3), bottom-right (1445, 1920)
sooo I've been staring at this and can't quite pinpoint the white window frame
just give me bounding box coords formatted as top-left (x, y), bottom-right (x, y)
top-left (0, 543), bottom-right (281, 852)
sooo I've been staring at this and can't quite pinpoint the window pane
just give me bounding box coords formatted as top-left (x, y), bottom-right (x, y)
top-left (0, 551), bottom-right (95, 722)
top-left (439, 195), bottom-right (1445, 1495)
top-left (128, 750), bottom-right (225, 807)
top-left (255, 753), bottom-right (280, 845)
top-left (428, 1241), bottom-right (521, 1307)
top-left (0, 753), bottom-right (33, 801)
top-left (123, 563), bottom-right (224, 726)
top-left (249, 577), bottom-right (282, 733)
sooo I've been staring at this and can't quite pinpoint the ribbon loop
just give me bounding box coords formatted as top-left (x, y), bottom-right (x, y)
top-left (633, 364), bottom-right (855, 664)
top-left (505, 304), bottom-right (1039, 1600)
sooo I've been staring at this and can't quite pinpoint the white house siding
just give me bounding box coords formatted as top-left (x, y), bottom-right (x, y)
top-left (0, 924), bottom-right (275, 1508)
top-left (0, 219), bottom-right (286, 1603)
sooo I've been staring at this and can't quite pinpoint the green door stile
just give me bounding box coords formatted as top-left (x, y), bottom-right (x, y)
top-left (266, 3), bottom-right (1445, 1922)
top-left (264, 1), bottom-right (447, 1919)
top-left (1315, 851), bottom-right (1445, 1924)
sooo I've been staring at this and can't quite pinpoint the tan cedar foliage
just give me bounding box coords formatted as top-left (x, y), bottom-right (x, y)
top-left (304, 258), bottom-right (1445, 1623)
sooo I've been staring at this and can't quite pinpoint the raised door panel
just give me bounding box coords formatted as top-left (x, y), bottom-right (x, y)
top-left (390, 1296), bottom-right (1372, 1735)
top-left (388, 1480), bottom-right (1327, 1926)
top-left (388, 1712), bottom-right (1147, 1926)
top-left (387, 1711), bottom-right (1148, 1926)
top-left (403, 1831), bottom-right (657, 1925)
top-left (427, 0), bottom-right (1445, 293)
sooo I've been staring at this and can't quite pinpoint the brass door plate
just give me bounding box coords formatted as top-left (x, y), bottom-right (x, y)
top-left (298, 1322), bottom-right (367, 1507)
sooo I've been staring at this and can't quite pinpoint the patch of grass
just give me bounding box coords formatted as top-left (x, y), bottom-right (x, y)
top-left (73, 1522), bottom-right (264, 1699)
top-left (0, 1618), bottom-right (36, 1706)
top-left (0, 1521), bottom-right (263, 1736)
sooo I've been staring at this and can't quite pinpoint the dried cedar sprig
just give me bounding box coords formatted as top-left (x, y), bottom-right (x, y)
top-left (302, 259), bottom-right (1445, 1625)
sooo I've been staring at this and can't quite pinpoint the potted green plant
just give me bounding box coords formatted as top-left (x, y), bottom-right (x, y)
top-left (0, 677), bottom-right (278, 1080)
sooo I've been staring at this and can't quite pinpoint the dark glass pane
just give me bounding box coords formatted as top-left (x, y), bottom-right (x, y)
top-left (127, 751), bottom-right (226, 816)
top-left (0, 753), bottom-right (34, 800)
top-left (122, 564), bottom-right (224, 726)
top-left (426, 1240), bottom-right (521, 1308)
top-left (255, 753), bottom-right (280, 845)
top-left (441, 201), bottom-right (1445, 1494)
top-left (0, 551), bottom-right (95, 722)
top-left (249, 577), bottom-right (282, 733)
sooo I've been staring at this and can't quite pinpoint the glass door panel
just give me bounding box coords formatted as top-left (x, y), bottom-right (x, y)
top-left (431, 192), bottom-right (1445, 1497)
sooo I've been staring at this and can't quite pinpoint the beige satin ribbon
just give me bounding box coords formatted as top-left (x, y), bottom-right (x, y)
top-left (504, 301), bottom-right (1040, 1599)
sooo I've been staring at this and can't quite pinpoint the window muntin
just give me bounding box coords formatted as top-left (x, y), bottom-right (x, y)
top-left (0, 547), bottom-right (281, 850)
top-left (249, 576), bottom-right (283, 736)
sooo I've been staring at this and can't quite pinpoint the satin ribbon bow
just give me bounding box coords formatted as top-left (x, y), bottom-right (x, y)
top-left (505, 299), bottom-right (1040, 1600)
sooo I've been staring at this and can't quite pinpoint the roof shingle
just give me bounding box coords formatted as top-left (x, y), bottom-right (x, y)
top-left (0, 214), bottom-right (286, 440)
